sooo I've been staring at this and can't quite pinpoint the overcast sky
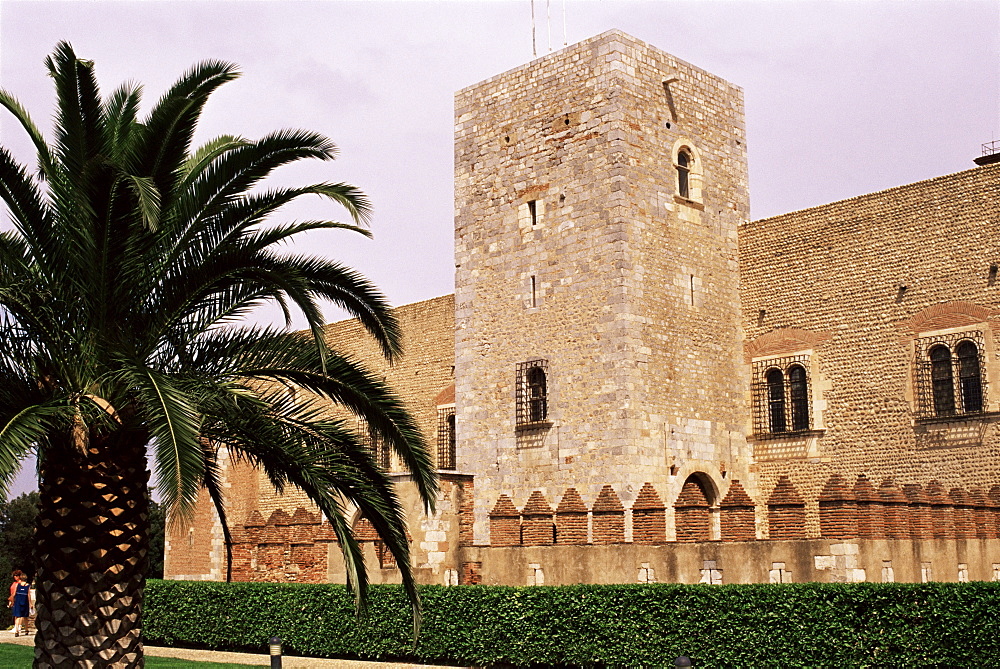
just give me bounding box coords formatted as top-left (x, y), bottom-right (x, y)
top-left (1, 0), bottom-right (998, 495)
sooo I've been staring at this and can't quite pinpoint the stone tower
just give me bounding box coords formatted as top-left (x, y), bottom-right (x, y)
top-left (454, 30), bottom-right (751, 544)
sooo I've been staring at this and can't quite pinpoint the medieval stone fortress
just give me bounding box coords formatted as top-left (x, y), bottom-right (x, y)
top-left (165, 30), bottom-right (1000, 587)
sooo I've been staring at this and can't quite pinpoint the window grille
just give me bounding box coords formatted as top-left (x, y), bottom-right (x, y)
top-left (751, 355), bottom-right (812, 438)
top-left (436, 406), bottom-right (456, 470)
top-left (357, 418), bottom-right (391, 470)
top-left (915, 331), bottom-right (988, 419)
top-left (516, 359), bottom-right (549, 426)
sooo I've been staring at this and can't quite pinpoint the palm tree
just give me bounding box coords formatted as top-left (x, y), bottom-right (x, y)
top-left (0, 42), bottom-right (436, 667)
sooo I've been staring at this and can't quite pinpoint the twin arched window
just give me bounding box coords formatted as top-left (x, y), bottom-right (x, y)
top-left (763, 363), bottom-right (810, 434)
top-left (927, 339), bottom-right (983, 416)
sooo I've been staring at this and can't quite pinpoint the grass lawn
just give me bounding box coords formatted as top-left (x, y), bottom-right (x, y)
top-left (0, 642), bottom-right (265, 667)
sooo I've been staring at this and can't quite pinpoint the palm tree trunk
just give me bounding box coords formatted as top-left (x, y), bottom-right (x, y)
top-left (33, 433), bottom-right (150, 668)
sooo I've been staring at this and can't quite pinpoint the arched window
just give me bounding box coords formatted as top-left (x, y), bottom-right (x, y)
top-left (766, 367), bottom-right (786, 433)
top-left (957, 340), bottom-right (983, 413)
top-left (676, 149), bottom-right (691, 199)
top-left (929, 344), bottom-right (955, 416)
top-left (787, 364), bottom-right (810, 431)
top-left (527, 366), bottom-right (547, 422)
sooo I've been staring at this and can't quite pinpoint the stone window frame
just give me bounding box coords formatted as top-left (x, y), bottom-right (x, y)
top-left (914, 330), bottom-right (988, 420)
top-left (515, 359), bottom-right (551, 429)
top-left (670, 138), bottom-right (704, 209)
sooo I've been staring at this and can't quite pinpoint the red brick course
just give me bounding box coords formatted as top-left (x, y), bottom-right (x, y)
top-left (853, 474), bottom-right (884, 540)
top-left (489, 495), bottom-right (522, 546)
top-left (674, 479), bottom-right (711, 543)
top-left (903, 484), bottom-right (933, 539)
top-left (632, 483), bottom-right (667, 544)
top-left (720, 480), bottom-right (756, 541)
top-left (555, 488), bottom-right (589, 545)
top-left (767, 476), bottom-right (806, 540)
top-left (591, 485), bottom-right (626, 545)
top-left (818, 474), bottom-right (856, 539)
top-left (879, 478), bottom-right (910, 540)
top-left (925, 480), bottom-right (955, 539)
top-left (521, 491), bottom-right (555, 546)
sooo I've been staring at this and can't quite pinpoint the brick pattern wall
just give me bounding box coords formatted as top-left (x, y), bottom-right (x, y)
top-left (741, 164), bottom-right (1000, 540)
top-left (230, 508), bottom-right (334, 583)
top-left (592, 485), bottom-right (626, 545)
top-left (520, 491), bottom-right (555, 546)
top-left (632, 482), bottom-right (667, 545)
top-left (853, 475), bottom-right (883, 540)
top-left (880, 478), bottom-right (910, 539)
top-left (767, 476), bottom-right (806, 540)
top-left (460, 562), bottom-right (482, 585)
top-left (674, 480), bottom-right (711, 543)
top-left (818, 474), bottom-right (856, 539)
top-left (720, 480), bottom-right (756, 541)
top-left (488, 495), bottom-right (521, 547)
top-left (555, 488), bottom-right (589, 544)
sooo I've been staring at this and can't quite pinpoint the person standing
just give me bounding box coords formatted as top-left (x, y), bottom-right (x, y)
top-left (8, 572), bottom-right (29, 636)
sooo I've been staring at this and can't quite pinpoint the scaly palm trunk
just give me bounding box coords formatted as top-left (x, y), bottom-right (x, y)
top-left (33, 433), bottom-right (150, 668)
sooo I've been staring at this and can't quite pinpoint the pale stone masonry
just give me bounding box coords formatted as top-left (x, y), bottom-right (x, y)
top-left (454, 29), bottom-right (750, 545)
top-left (166, 29), bottom-right (1000, 588)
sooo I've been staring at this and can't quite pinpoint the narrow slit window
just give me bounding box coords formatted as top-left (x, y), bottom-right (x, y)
top-left (531, 275), bottom-right (537, 308)
top-left (528, 200), bottom-right (538, 226)
top-left (676, 149), bottom-right (691, 199)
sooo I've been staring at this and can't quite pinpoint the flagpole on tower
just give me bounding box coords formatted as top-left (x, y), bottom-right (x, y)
top-left (530, 0), bottom-right (537, 57)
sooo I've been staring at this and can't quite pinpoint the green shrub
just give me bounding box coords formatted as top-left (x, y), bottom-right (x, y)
top-left (142, 580), bottom-right (1000, 667)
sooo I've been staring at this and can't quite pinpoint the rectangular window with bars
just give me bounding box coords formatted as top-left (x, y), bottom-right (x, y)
top-left (516, 359), bottom-right (549, 427)
top-left (357, 418), bottom-right (391, 470)
top-left (751, 355), bottom-right (812, 438)
top-left (436, 406), bottom-right (456, 470)
top-left (914, 330), bottom-right (988, 419)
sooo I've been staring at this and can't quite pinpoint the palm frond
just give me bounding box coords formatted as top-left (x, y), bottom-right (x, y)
top-left (124, 366), bottom-right (204, 518)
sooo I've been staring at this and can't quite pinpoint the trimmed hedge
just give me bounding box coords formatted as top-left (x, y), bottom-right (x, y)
top-left (143, 580), bottom-right (1000, 666)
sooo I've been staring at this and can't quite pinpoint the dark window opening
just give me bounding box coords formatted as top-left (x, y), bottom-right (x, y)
top-left (359, 421), bottom-right (391, 470)
top-left (788, 364), bottom-right (810, 431)
top-left (436, 406), bottom-right (457, 470)
top-left (751, 355), bottom-right (813, 437)
top-left (528, 200), bottom-right (538, 226)
top-left (930, 345), bottom-right (956, 416)
top-left (915, 331), bottom-right (987, 419)
top-left (516, 359), bottom-right (549, 427)
top-left (957, 340), bottom-right (983, 413)
top-left (765, 368), bottom-right (786, 433)
top-left (676, 150), bottom-right (691, 199)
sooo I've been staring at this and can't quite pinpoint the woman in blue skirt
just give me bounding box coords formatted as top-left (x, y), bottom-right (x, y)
top-left (8, 571), bottom-right (30, 637)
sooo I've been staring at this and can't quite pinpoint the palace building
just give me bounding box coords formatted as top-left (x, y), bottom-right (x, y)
top-left (165, 30), bottom-right (1000, 587)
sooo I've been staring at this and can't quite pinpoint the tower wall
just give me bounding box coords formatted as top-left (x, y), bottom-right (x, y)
top-left (454, 30), bottom-right (750, 543)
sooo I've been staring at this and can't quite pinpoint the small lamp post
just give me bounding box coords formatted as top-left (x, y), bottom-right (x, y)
top-left (269, 636), bottom-right (283, 669)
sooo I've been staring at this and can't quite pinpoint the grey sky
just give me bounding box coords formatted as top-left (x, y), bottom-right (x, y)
top-left (1, 0), bottom-right (998, 496)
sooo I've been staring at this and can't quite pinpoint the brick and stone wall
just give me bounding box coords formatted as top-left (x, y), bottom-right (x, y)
top-left (740, 164), bottom-right (1000, 538)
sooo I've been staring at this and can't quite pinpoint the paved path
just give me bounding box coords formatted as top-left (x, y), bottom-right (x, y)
top-left (1, 633), bottom-right (462, 668)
